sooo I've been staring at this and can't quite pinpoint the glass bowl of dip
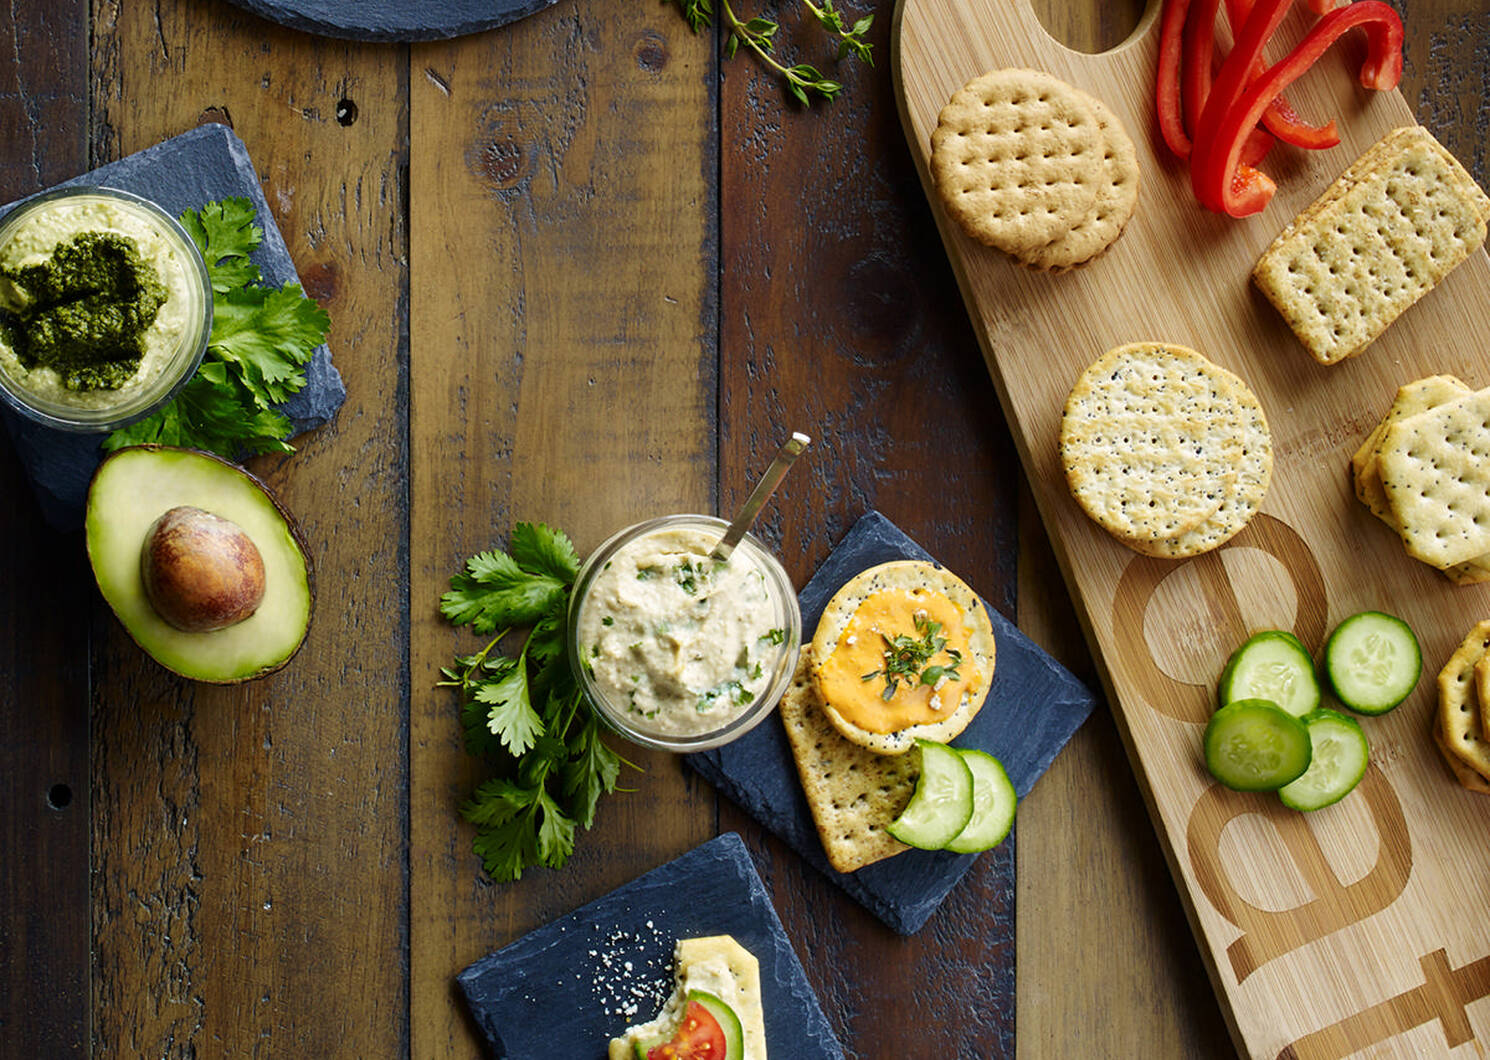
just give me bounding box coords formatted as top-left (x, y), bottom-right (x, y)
top-left (568, 514), bottom-right (802, 753)
top-left (0, 186), bottom-right (212, 433)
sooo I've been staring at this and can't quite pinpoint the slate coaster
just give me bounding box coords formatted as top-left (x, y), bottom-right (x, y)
top-left (688, 510), bottom-right (1097, 935)
top-left (217, 0), bottom-right (557, 42)
top-left (0, 123), bottom-right (345, 529)
top-left (457, 832), bottom-right (845, 1060)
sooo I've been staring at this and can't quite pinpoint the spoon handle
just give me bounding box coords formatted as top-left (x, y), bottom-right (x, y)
top-left (711, 431), bottom-right (812, 560)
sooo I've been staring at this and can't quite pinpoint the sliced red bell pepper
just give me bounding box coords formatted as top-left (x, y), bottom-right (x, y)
top-left (1196, 0), bottom-right (1405, 216)
top-left (1225, 0), bottom-right (1339, 150)
top-left (1157, 0), bottom-right (1193, 157)
top-left (1170, 0), bottom-right (1274, 164)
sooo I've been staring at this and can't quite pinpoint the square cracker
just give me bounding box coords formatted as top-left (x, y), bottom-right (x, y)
top-left (1253, 126), bottom-right (1489, 365)
top-left (779, 654), bottom-right (917, 873)
top-left (1378, 388), bottom-right (1490, 569)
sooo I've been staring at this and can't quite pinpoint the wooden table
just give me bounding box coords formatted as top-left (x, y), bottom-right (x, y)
top-left (1, 1), bottom-right (1484, 1057)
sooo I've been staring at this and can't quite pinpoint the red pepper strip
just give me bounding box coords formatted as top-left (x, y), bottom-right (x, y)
top-left (1190, 0), bottom-right (1295, 212)
top-left (1225, 0), bottom-right (1339, 149)
top-left (1182, 0), bottom-right (1276, 164)
top-left (1199, 1), bottom-right (1405, 216)
top-left (1157, 0), bottom-right (1193, 157)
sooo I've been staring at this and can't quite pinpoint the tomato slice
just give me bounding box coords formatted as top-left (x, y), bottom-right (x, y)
top-left (645, 999), bottom-right (728, 1060)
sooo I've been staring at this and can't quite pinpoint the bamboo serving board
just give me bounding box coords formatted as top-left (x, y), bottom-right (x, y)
top-left (894, 3), bottom-right (1490, 1058)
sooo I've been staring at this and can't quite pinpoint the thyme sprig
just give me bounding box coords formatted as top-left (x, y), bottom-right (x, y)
top-left (861, 613), bottom-right (964, 702)
top-left (668, 0), bottom-right (873, 106)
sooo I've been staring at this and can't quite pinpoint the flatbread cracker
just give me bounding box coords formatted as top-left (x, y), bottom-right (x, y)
top-left (1437, 620), bottom-right (1490, 780)
top-left (1253, 126), bottom-right (1488, 365)
top-left (1352, 374), bottom-right (1469, 519)
top-left (1377, 389), bottom-right (1490, 569)
top-left (779, 654), bottom-right (916, 873)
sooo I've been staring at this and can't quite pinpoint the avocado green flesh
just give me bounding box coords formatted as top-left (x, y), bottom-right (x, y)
top-left (86, 446), bottom-right (311, 683)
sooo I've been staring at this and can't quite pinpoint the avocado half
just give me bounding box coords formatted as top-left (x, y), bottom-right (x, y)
top-left (85, 445), bottom-right (313, 683)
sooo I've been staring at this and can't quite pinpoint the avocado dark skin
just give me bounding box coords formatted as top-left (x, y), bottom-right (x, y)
top-left (140, 505), bottom-right (267, 633)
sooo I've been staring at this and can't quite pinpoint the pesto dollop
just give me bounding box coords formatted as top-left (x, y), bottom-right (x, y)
top-left (0, 231), bottom-right (168, 391)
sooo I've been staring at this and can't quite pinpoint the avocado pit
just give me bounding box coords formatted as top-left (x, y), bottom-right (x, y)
top-left (141, 505), bottom-right (266, 633)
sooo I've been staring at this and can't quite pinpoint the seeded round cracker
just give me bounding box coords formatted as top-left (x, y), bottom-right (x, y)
top-left (809, 560), bottom-right (995, 756)
top-left (1125, 389), bottom-right (1272, 559)
top-left (1015, 97), bottom-right (1139, 272)
top-left (1437, 620), bottom-right (1490, 781)
top-left (1060, 343), bottom-right (1264, 549)
top-left (778, 654), bottom-right (917, 873)
top-left (931, 69), bottom-right (1106, 254)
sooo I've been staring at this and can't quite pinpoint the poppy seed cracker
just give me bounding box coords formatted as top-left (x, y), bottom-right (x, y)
top-left (1253, 126), bottom-right (1489, 366)
top-left (1059, 342), bottom-right (1270, 552)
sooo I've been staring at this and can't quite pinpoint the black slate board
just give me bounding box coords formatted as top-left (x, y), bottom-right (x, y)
top-left (688, 511), bottom-right (1097, 935)
top-left (457, 833), bottom-right (845, 1059)
top-left (217, 0), bottom-right (556, 42)
top-left (0, 123), bottom-right (345, 529)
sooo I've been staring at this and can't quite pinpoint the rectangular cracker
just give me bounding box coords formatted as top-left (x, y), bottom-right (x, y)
top-left (778, 654), bottom-right (916, 873)
top-left (1378, 389), bottom-right (1490, 568)
top-left (1253, 126), bottom-right (1489, 365)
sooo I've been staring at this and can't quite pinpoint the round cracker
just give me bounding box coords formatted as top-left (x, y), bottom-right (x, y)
top-left (809, 559), bottom-right (995, 755)
top-left (1060, 343), bottom-right (1267, 548)
top-left (1126, 372), bottom-right (1273, 559)
top-left (1015, 95), bottom-right (1139, 272)
top-left (931, 69), bottom-right (1106, 254)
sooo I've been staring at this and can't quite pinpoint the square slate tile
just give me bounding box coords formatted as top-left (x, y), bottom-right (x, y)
top-left (458, 832), bottom-right (844, 1059)
top-left (0, 123), bottom-right (345, 528)
top-left (688, 510), bottom-right (1097, 934)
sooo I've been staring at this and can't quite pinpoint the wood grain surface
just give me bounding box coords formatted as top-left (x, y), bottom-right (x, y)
top-left (896, 0), bottom-right (1490, 1057)
top-left (0, 0), bottom-right (1481, 1057)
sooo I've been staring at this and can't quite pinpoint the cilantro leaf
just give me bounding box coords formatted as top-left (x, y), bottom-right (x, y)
top-left (534, 789), bottom-right (577, 868)
top-left (460, 777), bottom-right (536, 828)
top-left (510, 522), bottom-right (580, 583)
top-left (441, 549), bottom-right (568, 631)
top-left (210, 284), bottom-right (327, 408)
top-left (102, 198), bottom-right (330, 459)
top-left (441, 523), bottom-right (632, 883)
top-left (102, 363), bottom-right (294, 458)
top-left (179, 197), bottom-right (262, 292)
top-left (473, 660), bottom-right (543, 756)
top-left (468, 812), bottom-right (540, 883)
top-left (562, 716), bottom-right (622, 829)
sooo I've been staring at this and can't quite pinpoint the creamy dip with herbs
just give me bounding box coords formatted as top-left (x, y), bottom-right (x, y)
top-left (0, 196), bottom-right (198, 410)
top-left (576, 526), bottom-right (790, 737)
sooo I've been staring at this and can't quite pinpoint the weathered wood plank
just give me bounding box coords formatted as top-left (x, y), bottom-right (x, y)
top-left (405, 4), bottom-right (718, 1053)
top-left (0, 3), bottom-right (91, 1057)
top-left (716, 0), bottom-right (1021, 1050)
top-left (88, 2), bottom-right (408, 1055)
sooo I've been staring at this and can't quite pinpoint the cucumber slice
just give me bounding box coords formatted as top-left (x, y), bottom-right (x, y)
top-left (1323, 611), bottom-right (1421, 715)
top-left (1217, 630), bottom-right (1320, 718)
top-left (686, 991), bottom-right (745, 1059)
top-left (944, 749), bottom-right (1017, 853)
top-left (1203, 698), bottom-right (1312, 792)
top-left (1278, 709), bottom-right (1370, 812)
top-left (887, 739), bottom-right (973, 850)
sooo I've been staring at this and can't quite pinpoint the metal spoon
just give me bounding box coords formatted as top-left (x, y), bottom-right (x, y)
top-left (711, 431), bottom-right (812, 561)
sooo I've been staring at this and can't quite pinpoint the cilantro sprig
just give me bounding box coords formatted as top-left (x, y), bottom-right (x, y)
top-left (103, 197), bottom-right (330, 458)
top-left (668, 0), bottom-right (873, 106)
top-left (860, 613), bottom-right (963, 702)
top-left (438, 523), bottom-right (633, 883)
